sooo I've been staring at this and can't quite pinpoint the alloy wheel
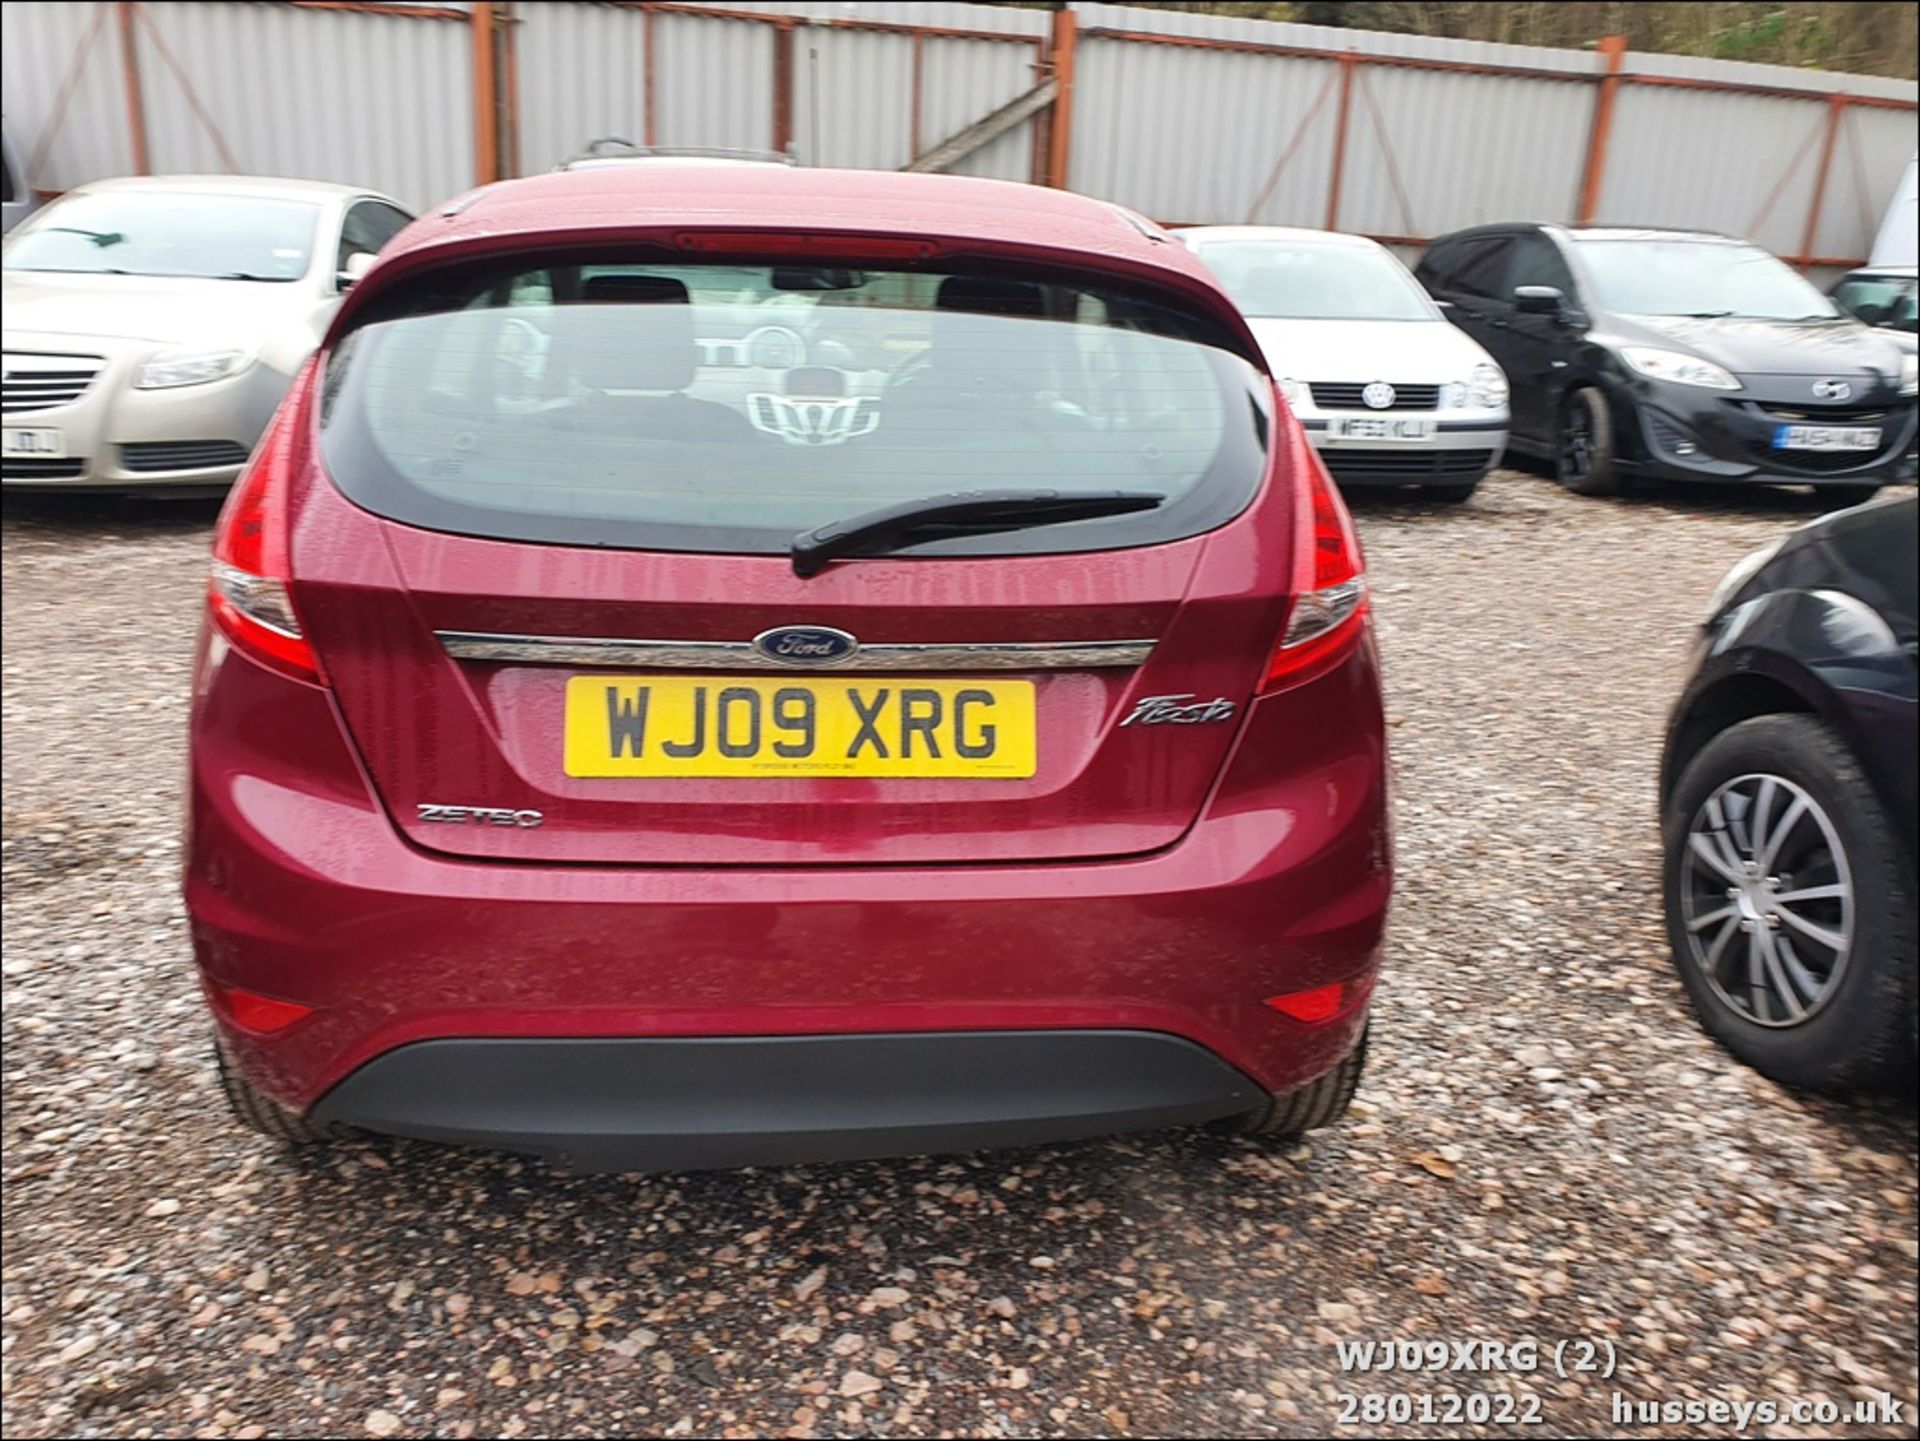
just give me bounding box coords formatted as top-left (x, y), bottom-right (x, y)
top-left (1678, 773), bottom-right (1854, 1028)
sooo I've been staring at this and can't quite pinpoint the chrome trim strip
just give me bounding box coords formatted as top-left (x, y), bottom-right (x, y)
top-left (436, 632), bottom-right (1155, 672)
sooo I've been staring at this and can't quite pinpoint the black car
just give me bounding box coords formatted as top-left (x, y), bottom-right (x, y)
top-left (1660, 493), bottom-right (1916, 1091)
top-left (1415, 225), bottom-right (1918, 502)
top-left (1829, 264), bottom-right (1918, 346)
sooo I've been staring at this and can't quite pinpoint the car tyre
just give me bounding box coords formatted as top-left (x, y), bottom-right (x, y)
top-left (1212, 1027), bottom-right (1368, 1137)
top-left (214, 1040), bottom-right (349, 1145)
top-left (1424, 480), bottom-right (1478, 504)
top-left (1554, 387), bottom-right (1619, 496)
top-left (1662, 715), bottom-right (1916, 1093)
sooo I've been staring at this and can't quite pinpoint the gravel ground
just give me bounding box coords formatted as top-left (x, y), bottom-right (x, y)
top-left (3, 471), bottom-right (1915, 1441)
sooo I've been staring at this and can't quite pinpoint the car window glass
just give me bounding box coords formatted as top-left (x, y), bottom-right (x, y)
top-left (1574, 239), bottom-right (1838, 321)
top-left (1505, 234), bottom-right (1576, 299)
top-left (1193, 241), bottom-right (1436, 321)
top-left (3, 191), bottom-right (318, 280)
top-left (1445, 237), bottom-right (1515, 303)
top-left (1833, 276), bottom-right (1918, 333)
top-left (337, 200), bottom-right (412, 273)
top-left (320, 260), bottom-right (1270, 557)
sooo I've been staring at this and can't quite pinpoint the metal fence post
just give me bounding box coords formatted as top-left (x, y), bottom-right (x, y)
top-left (1575, 34), bottom-right (1626, 225)
top-left (1046, 6), bottom-right (1077, 189)
top-left (1324, 50), bottom-right (1356, 230)
top-left (471, 1), bottom-right (499, 183)
top-left (1796, 93), bottom-right (1846, 268)
top-left (501, 2), bottom-right (520, 178)
top-left (772, 19), bottom-right (796, 157)
top-left (117, 1), bottom-right (150, 175)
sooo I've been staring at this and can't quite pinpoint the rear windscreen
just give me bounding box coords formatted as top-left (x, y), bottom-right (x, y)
top-left (318, 260), bottom-right (1271, 556)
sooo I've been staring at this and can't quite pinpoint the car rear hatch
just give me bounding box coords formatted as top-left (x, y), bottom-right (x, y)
top-left (290, 236), bottom-right (1288, 866)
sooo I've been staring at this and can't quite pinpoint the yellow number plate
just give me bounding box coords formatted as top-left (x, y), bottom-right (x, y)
top-left (563, 675), bottom-right (1037, 779)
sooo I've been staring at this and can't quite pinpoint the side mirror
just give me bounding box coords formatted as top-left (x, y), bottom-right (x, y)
top-left (336, 250), bottom-right (378, 291)
top-left (1514, 285), bottom-right (1567, 315)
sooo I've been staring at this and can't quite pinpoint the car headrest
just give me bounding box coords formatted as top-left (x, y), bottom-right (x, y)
top-left (929, 275), bottom-right (1049, 374)
top-left (935, 275), bottom-right (1049, 319)
top-left (563, 273), bottom-right (697, 392)
top-left (579, 274), bottom-right (691, 306)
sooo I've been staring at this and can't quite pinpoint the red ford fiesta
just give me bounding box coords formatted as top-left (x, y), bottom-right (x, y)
top-left (183, 164), bottom-right (1391, 1172)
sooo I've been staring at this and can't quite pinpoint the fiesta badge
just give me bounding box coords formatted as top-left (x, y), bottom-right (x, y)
top-left (752, 625), bottom-right (860, 666)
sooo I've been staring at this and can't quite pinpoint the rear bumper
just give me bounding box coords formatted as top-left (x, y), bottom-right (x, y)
top-left (185, 627), bottom-right (1391, 1158)
top-left (310, 1031), bottom-right (1265, 1172)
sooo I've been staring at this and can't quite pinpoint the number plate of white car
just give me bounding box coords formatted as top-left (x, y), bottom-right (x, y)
top-left (1326, 416), bottom-right (1435, 443)
top-left (1, 428), bottom-right (66, 459)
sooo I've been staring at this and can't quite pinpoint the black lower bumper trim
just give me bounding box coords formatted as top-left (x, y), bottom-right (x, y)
top-left (310, 1030), bottom-right (1265, 1173)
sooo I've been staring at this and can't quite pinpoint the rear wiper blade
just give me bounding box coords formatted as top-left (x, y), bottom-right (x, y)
top-left (791, 488), bottom-right (1163, 578)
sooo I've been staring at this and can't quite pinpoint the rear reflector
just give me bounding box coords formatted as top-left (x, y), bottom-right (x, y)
top-left (674, 231), bottom-right (942, 260)
top-left (208, 364), bottom-right (324, 686)
top-left (1260, 440), bottom-right (1368, 694)
top-left (1265, 973), bottom-right (1374, 1024)
top-left (218, 985), bottom-right (315, 1034)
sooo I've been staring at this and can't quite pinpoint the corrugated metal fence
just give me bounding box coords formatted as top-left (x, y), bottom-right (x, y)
top-left (5, 0), bottom-right (1914, 273)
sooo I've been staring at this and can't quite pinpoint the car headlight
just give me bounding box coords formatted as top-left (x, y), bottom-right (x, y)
top-left (1275, 376), bottom-right (1304, 405)
top-left (1706, 537), bottom-right (1784, 618)
top-left (135, 347), bottom-right (255, 390)
top-left (1468, 362), bottom-right (1508, 409)
top-left (1900, 352), bottom-right (1917, 397)
top-left (1619, 346), bottom-right (1741, 391)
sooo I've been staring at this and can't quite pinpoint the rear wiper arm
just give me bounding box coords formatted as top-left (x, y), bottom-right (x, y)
top-left (791, 489), bottom-right (1164, 578)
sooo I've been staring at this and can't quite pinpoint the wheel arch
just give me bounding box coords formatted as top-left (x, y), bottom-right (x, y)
top-left (1662, 670), bottom-right (1816, 807)
top-left (1662, 588), bottom-right (1918, 867)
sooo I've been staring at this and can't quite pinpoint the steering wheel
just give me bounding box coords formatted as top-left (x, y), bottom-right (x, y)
top-left (886, 349), bottom-right (1036, 407)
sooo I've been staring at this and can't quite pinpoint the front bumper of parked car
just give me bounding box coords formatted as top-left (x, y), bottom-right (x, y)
top-left (2, 333), bottom-right (287, 491)
top-left (1293, 400), bottom-right (1508, 488)
top-left (1618, 371), bottom-right (1919, 486)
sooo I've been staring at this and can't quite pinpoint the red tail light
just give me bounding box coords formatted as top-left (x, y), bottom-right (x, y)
top-left (1265, 972), bottom-right (1374, 1024)
top-left (208, 368), bottom-right (323, 686)
top-left (215, 983), bottom-right (315, 1034)
top-left (1260, 443), bottom-right (1368, 694)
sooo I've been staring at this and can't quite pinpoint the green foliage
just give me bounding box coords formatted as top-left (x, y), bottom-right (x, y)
top-left (984, 1), bottom-right (1918, 78)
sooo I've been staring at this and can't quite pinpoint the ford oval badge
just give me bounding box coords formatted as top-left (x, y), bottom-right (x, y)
top-left (752, 625), bottom-right (859, 666)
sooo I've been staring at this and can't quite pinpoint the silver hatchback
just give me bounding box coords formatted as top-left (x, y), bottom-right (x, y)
top-left (2, 175), bottom-right (411, 493)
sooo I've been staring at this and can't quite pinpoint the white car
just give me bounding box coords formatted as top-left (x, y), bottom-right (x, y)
top-left (3, 175), bottom-right (412, 492)
top-left (1177, 225), bottom-right (1509, 501)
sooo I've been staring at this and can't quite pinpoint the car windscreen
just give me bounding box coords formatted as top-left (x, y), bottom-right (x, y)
top-left (1574, 239), bottom-right (1841, 322)
top-left (3, 192), bottom-right (318, 281)
top-left (1193, 241), bottom-right (1437, 321)
top-left (318, 261), bottom-right (1272, 557)
top-left (1833, 274), bottom-right (1918, 333)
